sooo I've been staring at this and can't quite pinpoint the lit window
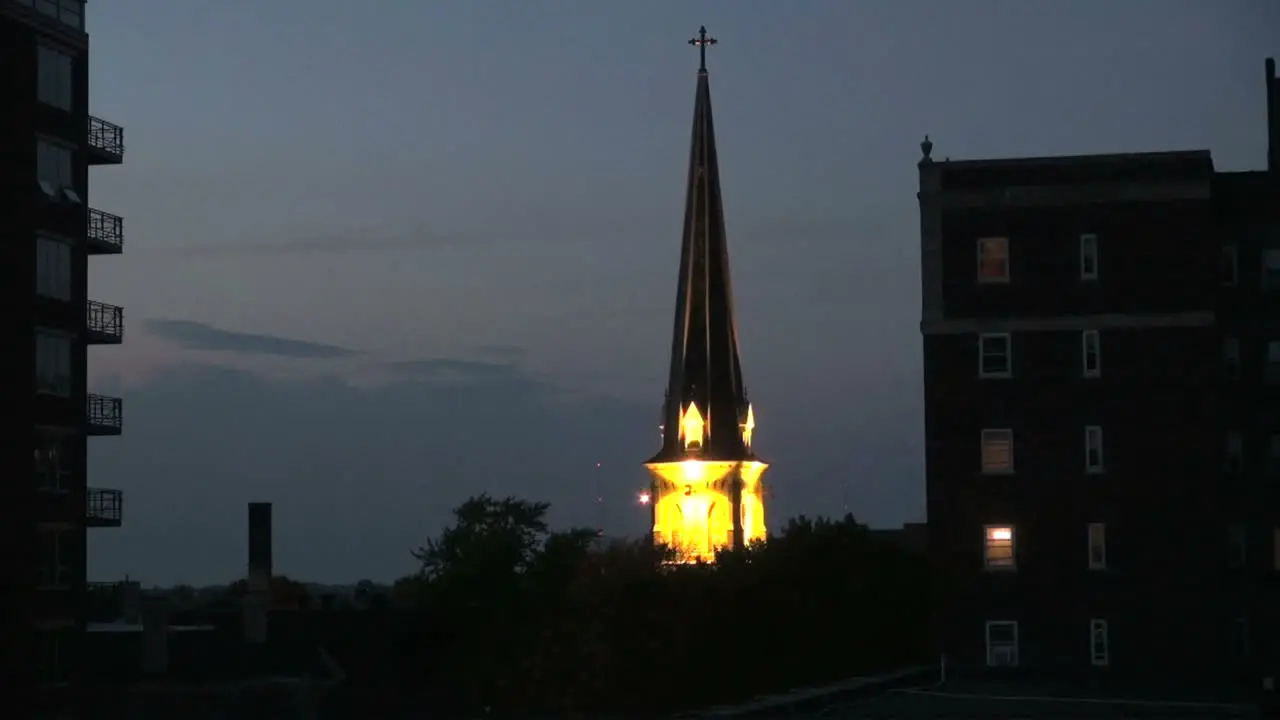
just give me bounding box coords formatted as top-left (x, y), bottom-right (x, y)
top-left (1228, 525), bottom-right (1246, 568)
top-left (36, 236), bottom-right (72, 301)
top-left (1079, 234), bottom-right (1098, 281)
top-left (977, 237), bottom-right (1009, 283)
top-left (980, 429), bottom-right (1014, 474)
top-left (1082, 330), bottom-right (1101, 378)
top-left (35, 328), bottom-right (72, 397)
top-left (36, 45), bottom-right (74, 111)
top-left (1222, 246), bottom-right (1237, 286)
top-left (1090, 619), bottom-right (1109, 666)
top-left (1084, 426), bottom-right (1104, 474)
top-left (1266, 250), bottom-right (1280, 289)
top-left (985, 621), bottom-right (1018, 666)
top-left (1226, 432), bottom-right (1243, 473)
top-left (1224, 337), bottom-right (1240, 380)
top-left (984, 525), bottom-right (1015, 570)
top-left (1087, 522), bottom-right (1107, 570)
top-left (979, 333), bottom-right (1011, 378)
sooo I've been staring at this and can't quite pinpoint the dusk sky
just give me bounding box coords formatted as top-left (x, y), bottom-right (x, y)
top-left (84, 1), bottom-right (1277, 585)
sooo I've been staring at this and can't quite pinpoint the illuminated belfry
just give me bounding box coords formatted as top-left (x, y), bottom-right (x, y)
top-left (645, 27), bottom-right (768, 563)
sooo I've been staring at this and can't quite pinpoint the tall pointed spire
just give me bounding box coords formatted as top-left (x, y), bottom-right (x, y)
top-left (650, 25), bottom-right (752, 465)
top-left (644, 30), bottom-right (767, 563)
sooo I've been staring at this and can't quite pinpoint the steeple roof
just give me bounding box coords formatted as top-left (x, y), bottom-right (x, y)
top-left (649, 30), bottom-right (754, 464)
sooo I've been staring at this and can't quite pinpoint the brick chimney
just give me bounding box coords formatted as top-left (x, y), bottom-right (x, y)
top-left (244, 502), bottom-right (272, 644)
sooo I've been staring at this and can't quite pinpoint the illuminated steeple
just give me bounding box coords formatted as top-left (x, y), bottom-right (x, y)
top-left (645, 28), bottom-right (768, 562)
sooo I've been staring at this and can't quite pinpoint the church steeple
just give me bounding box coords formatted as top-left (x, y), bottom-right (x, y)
top-left (645, 29), bottom-right (768, 563)
top-left (649, 25), bottom-right (753, 465)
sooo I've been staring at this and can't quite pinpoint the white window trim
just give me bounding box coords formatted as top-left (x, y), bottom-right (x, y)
top-left (1085, 425), bottom-right (1104, 474)
top-left (978, 333), bottom-right (1013, 379)
top-left (1082, 330), bottom-right (1101, 378)
top-left (1087, 522), bottom-right (1107, 570)
top-left (1079, 233), bottom-right (1099, 281)
top-left (983, 524), bottom-right (1016, 571)
top-left (976, 237), bottom-right (1011, 284)
top-left (980, 428), bottom-right (1015, 475)
top-left (985, 620), bottom-right (1019, 667)
top-left (1090, 619), bottom-right (1109, 666)
top-left (1222, 246), bottom-right (1238, 287)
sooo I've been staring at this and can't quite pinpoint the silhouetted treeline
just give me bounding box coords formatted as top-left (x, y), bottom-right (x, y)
top-left (325, 494), bottom-right (929, 716)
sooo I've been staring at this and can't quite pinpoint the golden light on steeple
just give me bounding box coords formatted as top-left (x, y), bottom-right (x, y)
top-left (680, 402), bottom-right (705, 450)
top-left (741, 403), bottom-right (755, 449)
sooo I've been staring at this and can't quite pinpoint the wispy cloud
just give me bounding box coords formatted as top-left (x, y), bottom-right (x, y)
top-left (146, 319), bottom-right (361, 359)
top-left (472, 344), bottom-right (527, 360)
top-left (387, 358), bottom-right (521, 382)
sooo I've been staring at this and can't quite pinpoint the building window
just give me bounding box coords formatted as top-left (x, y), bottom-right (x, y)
top-left (979, 333), bottom-right (1012, 378)
top-left (1228, 525), bottom-right (1247, 568)
top-left (1267, 342), bottom-right (1280, 384)
top-left (35, 428), bottom-right (74, 492)
top-left (1233, 618), bottom-right (1249, 659)
top-left (38, 526), bottom-right (69, 588)
top-left (1082, 330), bottom-right (1101, 378)
top-left (1266, 250), bottom-right (1280, 289)
top-left (1273, 528), bottom-right (1280, 572)
top-left (36, 235), bottom-right (72, 301)
top-left (980, 429), bottom-right (1014, 474)
top-left (1085, 426), bottom-right (1104, 474)
top-left (983, 525), bottom-right (1015, 570)
top-left (1079, 233), bottom-right (1099, 281)
top-left (977, 237), bottom-right (1010, 283)
top-left (1090, 619), bottom-right (1109, 666)
top-left (1222, 246), bottom-right (1238, 286)
top-left (37, 630), bottom-right (69, 685)
top-left (36, 45), bottom-right (73, 111)
top-left (985, 621), bottom-right (1019, 666)
top-left (1224, 337), bottom-right (1240, 380)
top-left (36, 0), bottom-right (82, 30)
top-left (1088, 522), bottom-right (1107, 570)
top-left (36, 138), bottom-right (79, 202)
top-left (1226, 432), bottom-right (1243, 473)
top-left (35, 328), bottom-right (72, 397)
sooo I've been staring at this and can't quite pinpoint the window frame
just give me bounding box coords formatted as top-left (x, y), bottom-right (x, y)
top-left (978, 333), bottom-right (1012, 379)
top-left (983, 524), bottom-right (1016, 571)
top-left (35, 427), bottom-right (75, 493)
top-left (985, 620), bottom-right (1019, 667)
top-left (976, 237), bottom-right (1010, 284)
top-left (37, 526), bottom-right (70, 589)
top-left (1084, 425), bottom-right (1105, 474)
top-left (1273, 528), bottom-right (1280, 572)
top-left (1079, 233), bottom-right (1099, 281)
top-left (36, 44), bottom-right (74, 111)
top-left (1082, 330), bottom-right (1101, 378)
top-left (1087, 522), bottom-right (1107, 570)
top-left (1089, 619), bottom-right (1109, 666)
top-left (1228, 525), bottom-right (1247, 568)
top-left (980, 428), bottom-right (1015, 475)
top-left (35, 137), bottom-right (79, 202)
top-left (1265, 249), bottom-right (1280, 290)
top-left (35, 327), bottom-right (73, 398)
top-left (36, 234), bottom-right (73, 301)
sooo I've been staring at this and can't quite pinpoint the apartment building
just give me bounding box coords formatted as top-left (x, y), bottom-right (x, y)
top-left (919, 58), bottom-right (1278, 698)
top-left (0, 0), bottom-right (125, 713)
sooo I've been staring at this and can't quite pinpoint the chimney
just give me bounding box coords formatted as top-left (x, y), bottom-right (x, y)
top-left (244, 502), bottom-right (272, 643)
top-left (140, 597), bottom-right (169, 674)
top-left (120, 580), bottom-right (141, 624)
top-left (1267, 57), bottom-right (1277, 173)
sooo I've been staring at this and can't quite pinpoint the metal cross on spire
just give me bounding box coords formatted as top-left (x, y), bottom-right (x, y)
top-left (688, 26), bottom-right (717, 72)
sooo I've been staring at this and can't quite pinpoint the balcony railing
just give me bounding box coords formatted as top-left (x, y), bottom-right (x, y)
top-left (88, 208), bottom-right (123, 254)
top-left (88, 115), bottom-right (124, 164)
top-left (86, 488), bottom-right (123, 528)
top-left (87, 394), bottom-right (122, 436)
top-left (87, 300), bottom-right (123, 344)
